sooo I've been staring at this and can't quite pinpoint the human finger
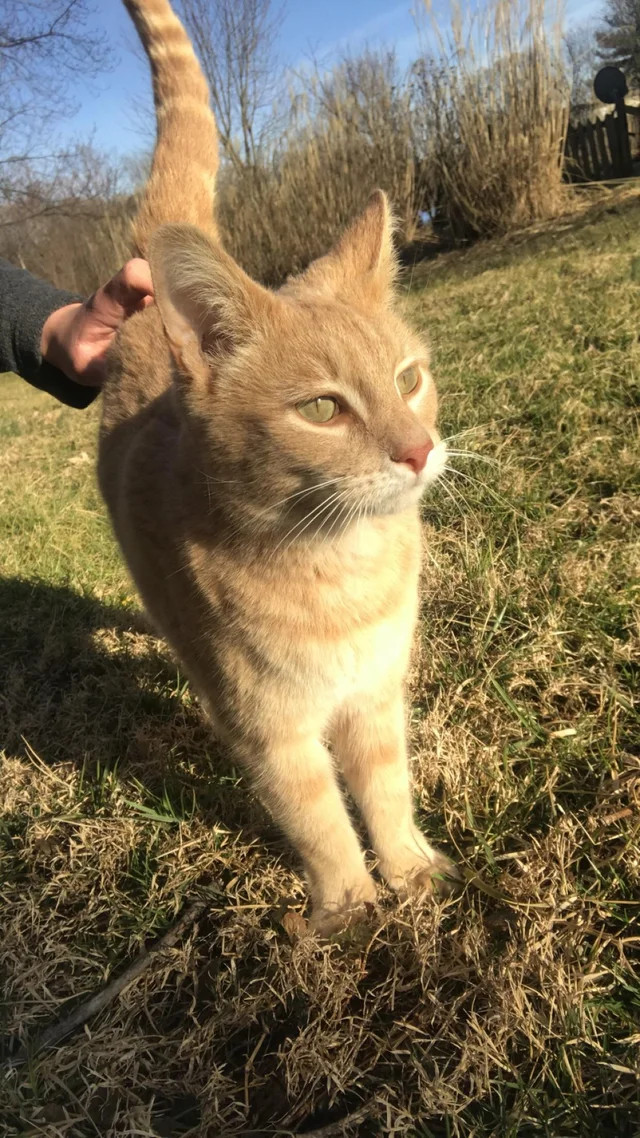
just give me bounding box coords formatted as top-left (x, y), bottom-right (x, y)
top-left (100, 258), bottom-right (154, 315)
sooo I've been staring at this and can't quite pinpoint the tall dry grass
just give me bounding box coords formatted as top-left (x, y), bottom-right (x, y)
top-left (414, 0), bottom-right (570, 241)
top-left (0, 51), bottom-right (418, 291)
top-left (216, 50), bottom-right (421, 284)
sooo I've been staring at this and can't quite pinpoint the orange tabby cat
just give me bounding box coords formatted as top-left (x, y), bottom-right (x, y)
top-left (99, 0), bottom-right (457, 934)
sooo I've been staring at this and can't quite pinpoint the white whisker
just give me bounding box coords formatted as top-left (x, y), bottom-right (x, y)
top-left (267, 476), bottom-right (351, 516)
top-left (355, 495), bottom-right (368, 541)
top-left (270, 489), bottom-right (347, 558)
top-left (436, 475), bottom-right (475, 526)
top-left (444, 464), bottom-right (525, 518)
top-left (439, 425), bottom-right (487, 446)
top-left (445, 449), bottom-right (499, 467)
top-left (325, 492), bottom-right (360, 544)
top-left (441, 470), bottom-right (487, 530)
top-left (319, 494), bottom-right (353, 545)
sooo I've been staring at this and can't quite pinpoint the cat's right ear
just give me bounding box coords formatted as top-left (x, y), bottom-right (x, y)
top-left (149, 224), bottom-right (275, 382)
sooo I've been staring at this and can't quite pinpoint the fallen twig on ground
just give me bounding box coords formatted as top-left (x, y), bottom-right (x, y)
top-left (3, 898), bottom-right (207, 1070)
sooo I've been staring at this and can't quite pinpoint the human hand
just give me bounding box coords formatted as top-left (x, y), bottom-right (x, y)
top-left (40, 259), bottom-right (154, 388)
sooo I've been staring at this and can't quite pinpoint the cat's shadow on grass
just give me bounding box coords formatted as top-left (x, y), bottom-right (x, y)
top-left (0, 574), bottom-right (281, 846)
top-left (0, 578), bottom-right (378, 1134)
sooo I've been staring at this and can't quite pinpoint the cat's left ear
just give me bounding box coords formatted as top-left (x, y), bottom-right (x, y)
top-left (300, 190), bottom-right (397, 305)
top-left (148, 223), bottom-right (277, 385)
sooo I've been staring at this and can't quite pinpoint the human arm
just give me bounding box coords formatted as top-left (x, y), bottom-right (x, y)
top-left (0, 258), bottom-right (153, 408)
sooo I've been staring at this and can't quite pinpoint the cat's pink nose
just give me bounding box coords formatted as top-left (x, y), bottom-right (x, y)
top-left (393, 437), bottom-right (433, 474)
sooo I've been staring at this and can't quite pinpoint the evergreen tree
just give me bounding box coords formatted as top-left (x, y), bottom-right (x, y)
top-left (596, 0), bottom-right (640, 88)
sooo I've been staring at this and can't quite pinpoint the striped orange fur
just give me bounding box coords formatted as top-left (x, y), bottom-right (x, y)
top-left (99, 0), bottom-right (457, 935)
top-left (122, 0), bottom-right (219, 251)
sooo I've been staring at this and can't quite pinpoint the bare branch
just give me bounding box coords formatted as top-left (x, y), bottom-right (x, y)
top-left (177, 0), bottom-right (286, 168)
top-left (0, 0), bottom-right (113, 179)
top-left (564, 22), bottom-right (599, 109)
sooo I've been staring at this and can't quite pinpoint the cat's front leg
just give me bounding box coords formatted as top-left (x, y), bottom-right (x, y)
top-left (238, 732), bottom-right (376, 935)
top-left (332, 688), bottom-right (458, 896)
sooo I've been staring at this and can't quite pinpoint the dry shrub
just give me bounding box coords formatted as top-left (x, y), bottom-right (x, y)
top-left (0, 146), bottom-right (134, 294)
top-left (414, 0), bottom-right (570, 241)
top-left (216, 50), bottom-right (422, 284)
top-left (0, 199), bottom-right (133, 295)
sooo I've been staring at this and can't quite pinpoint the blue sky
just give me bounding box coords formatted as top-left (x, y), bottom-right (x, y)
top-left (63, 0), bottom-right (603, 160)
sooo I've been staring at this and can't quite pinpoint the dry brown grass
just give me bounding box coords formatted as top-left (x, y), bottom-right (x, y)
top-left (0, 48), bottom-right (420, 293)
top-left (0, 200), bottom-right (133, 295)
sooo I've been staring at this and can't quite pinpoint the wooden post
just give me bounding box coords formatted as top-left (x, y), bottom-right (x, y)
top-left (606, 111), bottom-right (622, 176)
top-left (615, 96), bottom-right (633, 176)
top-left (585, 122), bottom-right (599, 179)
top-left (594, 118), bottom-right (610, 175)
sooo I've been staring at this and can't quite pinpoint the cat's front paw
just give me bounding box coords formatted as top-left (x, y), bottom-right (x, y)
top-left (407, 848), bottom-right (461, 897)
top-left (309, 875), bottom-right (378, 938)
top-left (380, 830), bottom-right (460, 898)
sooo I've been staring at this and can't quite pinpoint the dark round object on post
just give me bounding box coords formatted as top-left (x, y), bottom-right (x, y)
top-left (594, 66), bottom-right (628, 104)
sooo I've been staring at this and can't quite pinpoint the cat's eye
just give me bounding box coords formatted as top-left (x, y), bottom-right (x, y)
top-left (297, 397), bottom-right (339, 423)
top-left (396, 364), bottom-right (420, 396)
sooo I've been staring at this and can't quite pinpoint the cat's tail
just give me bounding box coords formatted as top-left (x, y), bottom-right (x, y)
top-left (122, 0), bottom-right (219, 256)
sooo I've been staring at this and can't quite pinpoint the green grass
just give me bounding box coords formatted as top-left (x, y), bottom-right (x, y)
top-left (1, 192), bottom-right (639, 1136)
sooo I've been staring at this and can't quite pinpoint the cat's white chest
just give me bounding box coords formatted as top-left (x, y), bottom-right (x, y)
top-left (273, 529), bottom-right (420, 709)
top-left (327, 610), bottom-right (415, 701)
top-left (290, 581), bottom-right (418, 711)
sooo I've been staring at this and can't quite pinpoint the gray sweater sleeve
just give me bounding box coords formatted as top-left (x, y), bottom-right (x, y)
top-left (0, 258), bottom-right (99, 409)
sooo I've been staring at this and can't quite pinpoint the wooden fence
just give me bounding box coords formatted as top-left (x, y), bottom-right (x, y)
top-left (565, 103), bottom-right (638, 182)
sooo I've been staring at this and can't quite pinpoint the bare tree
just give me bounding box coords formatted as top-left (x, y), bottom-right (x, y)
top-left (0, 143), bottom-right (136, 292)
top-left (0, 0), bottom-right (116, 258)
top-left (315, 50), bottom-right (404, 137)
top-left (0, 1), bottom-right (112, 168)
top-left (177, 0), bottom-right (285, 169)
top-left (0, 144), bottom-right (122, 227)
top-left (564, 22), bottom-right (599, 108)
